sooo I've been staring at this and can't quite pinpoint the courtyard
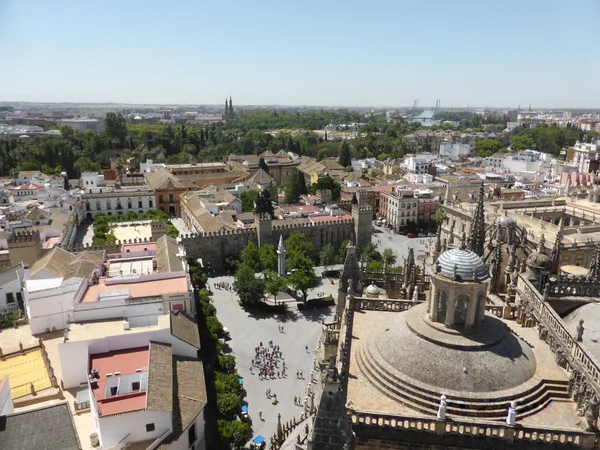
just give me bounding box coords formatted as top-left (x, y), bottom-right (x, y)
top-left (210, 274), bottom-right (335, 446)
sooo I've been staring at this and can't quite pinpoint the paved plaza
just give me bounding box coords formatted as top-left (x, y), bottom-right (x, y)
top-left (371, 224), bottom-right (436, 272)
top-left (209, 275), bottom-right (335, 445)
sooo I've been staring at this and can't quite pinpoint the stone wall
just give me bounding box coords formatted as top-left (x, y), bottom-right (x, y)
top-left (180, 217), bottom-right (355, 271)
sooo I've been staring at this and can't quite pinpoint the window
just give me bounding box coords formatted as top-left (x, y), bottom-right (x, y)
top-left (6, 292), bottom-right (14, 303)
top-left (159, 195), bottom-right (163, 202)
top-left (132, 381), bottom-right (140, 391)
top-left (149, 200), bottom-right (153, 208)
top-left (169, 194), bottom-right (175, 202)
top-left (16, 292), bottom-right (22, 304)
top-left (188, 424), bottom-right (197, 446)
top-left (110, 386), bottom-right (118, 396)
top-left (138, 200), bottom-right (143, 208)
top-left (146, 423), bottom-right (155, 432)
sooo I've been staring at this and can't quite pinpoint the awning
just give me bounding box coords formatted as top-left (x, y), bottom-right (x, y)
top-left (253, 436), bottom-right (265, 444)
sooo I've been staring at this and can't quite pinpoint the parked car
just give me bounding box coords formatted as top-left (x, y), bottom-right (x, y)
top-left (407, 233), bottom-right (416, 238)
top-left (428, 232), bottom-right (436, 237)
top-left (418, 233), bottom-right (427, 237)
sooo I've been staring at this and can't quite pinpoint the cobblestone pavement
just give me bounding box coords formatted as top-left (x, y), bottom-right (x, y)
top-left (209, 275), bottom-right (335, 446)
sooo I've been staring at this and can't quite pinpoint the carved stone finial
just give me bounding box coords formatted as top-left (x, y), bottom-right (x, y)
top-left (459, 232), bottom-right (467, 251)
top-left (577, 319), bottom-right (585, 342)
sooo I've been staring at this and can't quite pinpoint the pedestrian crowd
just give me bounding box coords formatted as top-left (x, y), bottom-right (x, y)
top-left (252, 340), bottom-right (286, 380)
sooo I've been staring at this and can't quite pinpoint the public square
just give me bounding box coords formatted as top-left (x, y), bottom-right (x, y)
top-left (208, 226), bottom-right (431, 444)
top-left (210, 275), bottom-right (335, 445)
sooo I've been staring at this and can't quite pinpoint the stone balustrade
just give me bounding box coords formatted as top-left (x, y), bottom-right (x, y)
top-left (350, 410), bottom-right (597, 448)
top-left (484, 305), bottom-right (504, 318)
top-left (354, 298), bottom-right (423, 312)
top-left (519, 278), bottom-right (600, 398)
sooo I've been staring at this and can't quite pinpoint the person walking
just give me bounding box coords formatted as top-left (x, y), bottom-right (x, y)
top-left (259, 410), bottom-right (263, 420)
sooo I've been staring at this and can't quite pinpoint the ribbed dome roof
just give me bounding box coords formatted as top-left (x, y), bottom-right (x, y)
top-left (436, 248), bottom-right (488, 281)
top-left (494, 214), bottom-right (516, 227)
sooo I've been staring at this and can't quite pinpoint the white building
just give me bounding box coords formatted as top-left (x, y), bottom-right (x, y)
top-left (403, 155), bottom-right (430, 175)
top-left (58, 312), bottom-right (205, 450)
top-left (439, 142), bottom-right (472, 160)
top-left (58, 117), bottom-right (103, 133)
top-left (25, 237), bottom-right (193, 334)
top-left (15, 170), bottom-right (42, 186)
top-left (502, 151), bottom-right (546, 173)
top-left (140, 159), bottom-right (167, 173)
top-left (0, 263), bottom-right (25, 314)
top-left (81, 172), bottom-right (156, 219)
top-left (484, 153), bottom-right (504, 170)
top-left (572, 140), bottom-right (600, 173)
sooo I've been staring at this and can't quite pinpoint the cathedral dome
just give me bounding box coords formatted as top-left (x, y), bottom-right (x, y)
top-left (359, 303), bottom-right (537, 398)
top-left (436, 248), bottom-right (488, 281)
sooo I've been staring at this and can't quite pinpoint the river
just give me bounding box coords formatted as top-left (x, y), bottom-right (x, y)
top-left (407, 109), bottom-right (440, 127)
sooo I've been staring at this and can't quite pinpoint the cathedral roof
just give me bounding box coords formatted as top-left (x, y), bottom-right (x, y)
top-left (494, 213), bottom-right (516, 227)
top-left (437, 248), bottom-right (488, 281)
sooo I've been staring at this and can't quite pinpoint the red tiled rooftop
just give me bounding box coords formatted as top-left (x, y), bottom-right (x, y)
top-left (121, 242), bottom-right (158, 253)
top-left (90, 347), bottom-right (149, 416)
top-left (80, 275), bottom-right (189, 303)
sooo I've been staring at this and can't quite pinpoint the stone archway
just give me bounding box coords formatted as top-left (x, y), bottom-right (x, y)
top-left (454, 294), bottom-right (469, 326)
top-left (438, 291), bottom-right (448, 324)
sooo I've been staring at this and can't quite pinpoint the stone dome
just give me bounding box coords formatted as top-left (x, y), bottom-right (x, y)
top-left (494, 214), bottom-right (516, 227)
top-left (366, 284), bottom-right (380, 295)
top-left (362, 303), bottom-right (537, 395)
top-left (526, 250), bottom-right (551, 269)
top-left (436, 248), bottom-right (488, 281)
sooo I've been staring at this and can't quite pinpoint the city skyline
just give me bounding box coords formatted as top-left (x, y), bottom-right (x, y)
top-left (1, 0), bottom-right (599, 108)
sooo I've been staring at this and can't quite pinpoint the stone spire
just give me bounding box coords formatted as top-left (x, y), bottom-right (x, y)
top-left (404, 248), bottom-right (415, 288)
top-left (229, 96), bottom-right (233, 113)
top-left (433, 226), bottom-right (442, 260)
top-left (588, 244), bottom-right (600, 280)
top-left (468, 183), bottom-right (486, 256)
top-left (444, 184), bottom-right (450, 204)
top-left (225, 98), bottom-right (229, 113)
top-left (338, 238), bottom-right (361, 317)
top-left (550, 231), bottom-right (563, 275)
top-left (277, 235), bottom-right (286, 276)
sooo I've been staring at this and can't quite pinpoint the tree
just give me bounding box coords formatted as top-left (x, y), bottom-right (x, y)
top-left (510, 135), bottom-right (535, 152)
top-left (311, 175), bottom-right (341, 200)
top-left (339, 140), bottom-right (352, 167)
top-left (284, 176), bottom-right (301, 204)
top-left (255, 188), bottom-right (275, 217)
top-left (319, 244), bottom-right (337, 272)
top-left (217, 392), bottom-right (243, 419)
top-left (264, 270), bottom-right (288, 302)
top-left (285, 233), bottom-right (314, 257)
top-left (287, 254), bottom-right (318, 302)
top-left (233, 263), bottom-right (265, 305)
top-left (298, 171), bottom-right (308, 195)
top-left (259, 244), bottom-right (278, 272)
top-left (104, 112), bottom-right (128, 147)
top-left (217, 420), bottom-right (250, 450)
top-left (382, 248), bottom-right (397, 269)
top-left (474, 139), bottom-right (504, 157)
top-left (433, 208), bottom-right (449, 225)
top-left (240, 189), bottom-right (259, 212)
top-left (240, 242), bottom-right (261, 272)
top-left (258, 157), bottom-right (270, 174)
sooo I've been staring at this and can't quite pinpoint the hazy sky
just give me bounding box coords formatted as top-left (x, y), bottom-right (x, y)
top-left (1, 0), bottom-right (599, 108)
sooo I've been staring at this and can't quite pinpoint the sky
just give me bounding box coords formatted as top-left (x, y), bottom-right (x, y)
top-left (1, 0), bottom-right (599, 108)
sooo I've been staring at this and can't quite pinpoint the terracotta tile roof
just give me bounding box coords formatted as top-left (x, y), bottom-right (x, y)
top-left (63, 260), bottom-right (97, 280)
top-left (25, 207), bottom-right (51, 221)
top-left (170, 311), bottom-right (201, 349)
top-left (30, 247), bottom-right (77, 278)
top-left (156, 235), bottom-right (183, 273)
top-left (155, 357), bottom-right (207, 450)
top-left (144, 168), bottom-right (185, 190)
top-left (248, 168), bottom-right (274, 185)
top-left (146, 342), bottom-right (173, 413)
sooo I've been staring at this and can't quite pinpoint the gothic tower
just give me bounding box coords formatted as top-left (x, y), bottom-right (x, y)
top-left (468, 183), bottom-right (486, 257)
